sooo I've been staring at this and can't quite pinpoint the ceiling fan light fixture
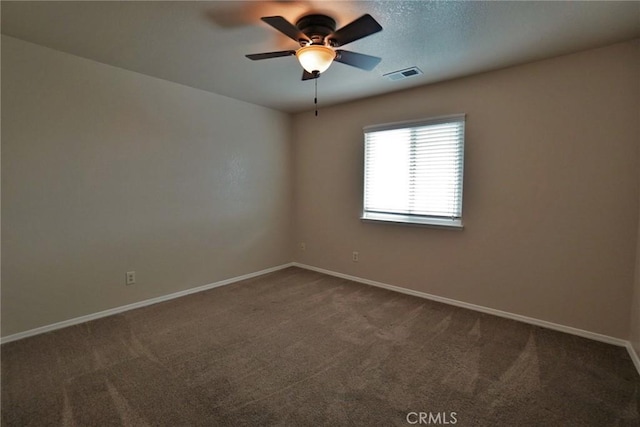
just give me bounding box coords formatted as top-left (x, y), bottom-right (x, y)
top-left (296, 45), bottom-right (336, 74)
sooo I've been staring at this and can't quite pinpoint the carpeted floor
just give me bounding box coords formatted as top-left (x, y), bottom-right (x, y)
top-left (2, 267), bottom-right (639, 426)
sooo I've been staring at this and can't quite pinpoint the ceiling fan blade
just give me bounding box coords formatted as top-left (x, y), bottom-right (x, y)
top-left (261, 16), bottom-right (310, 42)
top-left (329, 14), bottom-right (382, 47)
top-left (301, 70), bottom-right (320, 81)
top-left (246, 50), bottom-right (296, 60)
top-left (334, 50), bottom-right (382, 71)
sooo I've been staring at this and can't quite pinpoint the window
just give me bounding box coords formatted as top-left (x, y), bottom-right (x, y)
top-left (362, 114), bottom-right (465, 228)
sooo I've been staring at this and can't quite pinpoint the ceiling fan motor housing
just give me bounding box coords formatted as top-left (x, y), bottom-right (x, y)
top-left (296, 15), bottom-right (337, 45)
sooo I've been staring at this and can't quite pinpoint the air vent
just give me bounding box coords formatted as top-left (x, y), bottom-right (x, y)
top-left (383, 67), bottom-right (423, 81)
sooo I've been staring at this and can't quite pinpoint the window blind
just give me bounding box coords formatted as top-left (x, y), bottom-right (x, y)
top-left (363, 115), bottom-right (465, 227)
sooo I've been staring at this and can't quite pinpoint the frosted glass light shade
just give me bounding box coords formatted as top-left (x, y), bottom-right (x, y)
top-left (296, 45), bottom-right (336, 74)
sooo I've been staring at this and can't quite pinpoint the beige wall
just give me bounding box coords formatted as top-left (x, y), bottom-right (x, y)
top-left (293, 40), bottom-right (640, 339)
top-left (3, 35), bottom-right (639, 342)
top-left (632, 218), bottom-right (640, 358)
top-left (1, 36), bottom-right (292, 337)
top-left (632, 127), bottom-right (640, 358)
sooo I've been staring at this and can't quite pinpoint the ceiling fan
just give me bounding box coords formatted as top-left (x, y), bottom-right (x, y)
top-left (246, 13), bottom-right (383, 80)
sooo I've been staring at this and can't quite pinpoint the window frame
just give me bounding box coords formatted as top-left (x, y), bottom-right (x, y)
top-left (361, 114), bottom-right (466, 229)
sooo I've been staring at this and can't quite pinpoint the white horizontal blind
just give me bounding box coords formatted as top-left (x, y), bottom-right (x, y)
top-left (363, 115), bottom-right (465, 225)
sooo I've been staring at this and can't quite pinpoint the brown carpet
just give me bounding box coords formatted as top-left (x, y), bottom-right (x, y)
top-left (2, 267), bottom-right (639, 426)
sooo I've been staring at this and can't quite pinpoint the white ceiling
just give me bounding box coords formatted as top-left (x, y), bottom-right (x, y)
top-left (2, 1), bottom-right (639, 113)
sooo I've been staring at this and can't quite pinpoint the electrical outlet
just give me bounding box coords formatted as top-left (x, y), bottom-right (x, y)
top-left (300, 242), bottom-right (306, 251)
top-left (352, 251), bottom-right (359, 262)
top-left (126, 271), bottom-right (136, 285)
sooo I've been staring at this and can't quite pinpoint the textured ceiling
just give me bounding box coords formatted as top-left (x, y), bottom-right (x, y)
top-left (2, 1), bottom-right (639, 113)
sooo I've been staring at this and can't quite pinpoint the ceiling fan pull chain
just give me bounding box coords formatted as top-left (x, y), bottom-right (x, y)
top-left (314, 76), bottom-right (318, 116)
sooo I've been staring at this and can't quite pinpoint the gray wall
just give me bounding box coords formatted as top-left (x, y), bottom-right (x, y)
top-left (1, 36), bottom-right (293, 336)
top-left (292, 40), bottom-right (640, 339)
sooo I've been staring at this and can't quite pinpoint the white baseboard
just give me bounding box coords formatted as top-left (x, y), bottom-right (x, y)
top-left (1, 263), bottom-right (294, 344)
top-left (292, 263), bottom-right (630, 348)
top-left (4, 261), bottom-right (639, 377)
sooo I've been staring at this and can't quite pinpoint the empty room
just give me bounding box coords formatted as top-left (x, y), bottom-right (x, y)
top-left (2, 1), bottom-right (639, 425)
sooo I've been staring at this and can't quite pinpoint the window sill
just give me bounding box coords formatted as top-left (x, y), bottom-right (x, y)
top-left (361, 212), bottom-right (463, 230)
